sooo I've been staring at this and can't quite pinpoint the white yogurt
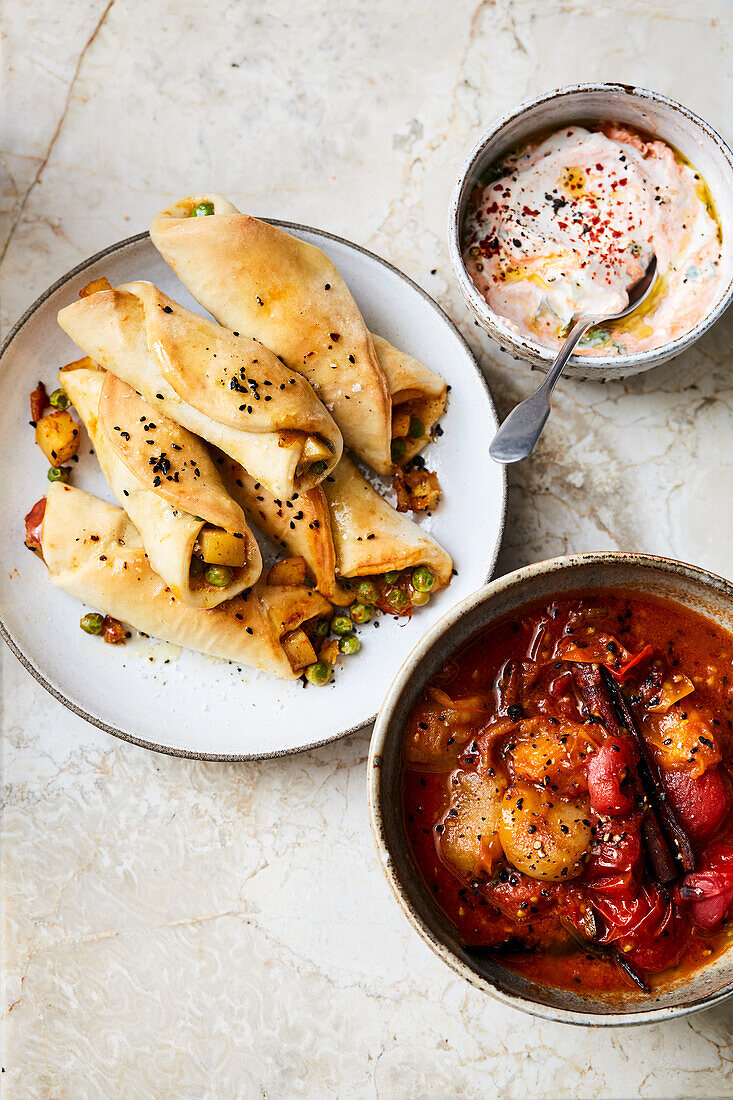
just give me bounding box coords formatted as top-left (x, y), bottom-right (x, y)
top-left (463, 124), bottom-right (722, 355)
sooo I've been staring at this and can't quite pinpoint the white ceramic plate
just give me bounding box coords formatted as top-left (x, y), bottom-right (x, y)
top-left (0, 226), bottom-right (506, 759)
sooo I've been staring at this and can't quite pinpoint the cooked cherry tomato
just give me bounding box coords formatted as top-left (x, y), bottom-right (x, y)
top-left (586, 736), bottom-right (638, 816)
top-left (662, 765), bottom-right (733, 844)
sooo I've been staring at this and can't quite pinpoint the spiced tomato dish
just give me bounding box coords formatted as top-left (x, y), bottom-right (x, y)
top-left (401, 590), bottom-right (733, 997)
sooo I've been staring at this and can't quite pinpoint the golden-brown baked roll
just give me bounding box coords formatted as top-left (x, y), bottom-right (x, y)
top-left (61, 362), bottom-right (262, 608)
top-left (57, 280), bottom-right (342, 498)
top-left (32, 484), bottom-right (331, 679)
top-left (218, 453), bottom-right (453, 607)
top-left (151, 196), bottom-right (397, 470)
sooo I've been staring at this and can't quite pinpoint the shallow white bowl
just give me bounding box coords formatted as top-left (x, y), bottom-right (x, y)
top-left (368, 552), bottom-right (733, 1025)
top-left (448, 83), bottom-right (733, 379)
top-left (0, 228), bottom-right (506, 759)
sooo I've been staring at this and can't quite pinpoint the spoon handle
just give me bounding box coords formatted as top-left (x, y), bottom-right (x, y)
top-left (489, 317), bottom-right (596, 464)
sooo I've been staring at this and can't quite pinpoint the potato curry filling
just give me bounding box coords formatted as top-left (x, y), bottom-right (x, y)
top-left (287, 560), bottom-right (439, 685)
top-left (190, 526), bottom-right (249, 589)
top-left (402, 592), bottom-right (733, 995)
top-left (30, 373), bottom-right (442, 680)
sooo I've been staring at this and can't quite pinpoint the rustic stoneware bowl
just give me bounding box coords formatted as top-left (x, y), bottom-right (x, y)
top-left (368, 553), bottom-right (733, 1025)
top-left (448, 83), bottom-right (733, 379)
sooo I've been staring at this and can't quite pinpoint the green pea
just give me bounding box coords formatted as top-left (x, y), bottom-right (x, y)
top-left (306, 659), bottom-right (331, 686)
top-left (408, 416), bottom-right (425, 439)
top-left (391, 439), bottom-right (406, 462)
top-left (49, 387), bottom-right (70, 410)
top-left (331, 614), bottom-right (354, 636)
top-left (204, 564), bottom-right (233, 587)
top-left (386, 588), bottom-right (409, 613)
top-left (383, 570), bottom-right (400, 584)
top-left (310, 460), bottom-right (327, 477)
top-left (412, 566), bottom-right (435, 593)
top-left (350, 602), bottom-right (373, 625)
top-left (339, 634), bottom-right (361, 656)
top-left (410, 589), bottom-right (430, 607)
top-left (80, 612), bottom-right (104, 635)
top-left (357, 580), bottom-right (379, 604)
top-left (190, 555), bottom-right (205, 576)
top-left (315, 617), bottom-right (331, 637)
top-left (192, 201), bottom-right (215, 217)
top-left (47, 466), bottom-right (69, 483)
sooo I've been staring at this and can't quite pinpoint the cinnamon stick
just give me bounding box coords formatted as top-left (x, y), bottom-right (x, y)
top-left (465, 934), bottom-right (651, 992)
top-left (600, 667), bottom-right (695, 874)
top-left (566, 931), bottom-right (651, 994)
top-left (571, 663), bottom-right (681, 883)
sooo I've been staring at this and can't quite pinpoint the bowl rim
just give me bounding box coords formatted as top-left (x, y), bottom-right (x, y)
top-left (447, 82), bottom-right (733, 374)
top-left (367, 550), bottom-right (733, 1026)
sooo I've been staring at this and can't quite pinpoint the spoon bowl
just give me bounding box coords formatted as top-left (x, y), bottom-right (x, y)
top-left (489, 256), bottom-right (659, 465)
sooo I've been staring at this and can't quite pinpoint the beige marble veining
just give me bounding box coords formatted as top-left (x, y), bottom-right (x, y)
top-left (3, 1), bottom-right (733, 1096)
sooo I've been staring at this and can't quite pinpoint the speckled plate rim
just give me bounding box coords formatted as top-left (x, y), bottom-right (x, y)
top-left (448, 82), bottom-right (733, 376)
top-left (368, 551), bottom-right (733, 1026)
top-left (0, 224), bottom-right (507, 762)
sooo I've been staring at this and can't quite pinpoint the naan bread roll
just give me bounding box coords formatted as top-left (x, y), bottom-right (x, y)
top-left (151, 196), bottom-right (398, 470)
top-left (61, 363), bottom-right (262, 608)
top-left (218, 453), bottom-right (453, 605)
top-left (34, 484), bottom-right (331, 679)
top-left (57, 281), bottom-right (342, 498)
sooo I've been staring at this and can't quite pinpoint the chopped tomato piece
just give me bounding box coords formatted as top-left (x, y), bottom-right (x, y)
top-left (593, 881), bottom-right (690, 972)
top-left (609, 644), bottom-right (654, 682)
top-left (483, 871), bottom-right (558, 922)
top-left (678, 844), bottom-right (733, 931)
top-left (584, 818), bottom-right (642, 882)
top-left (101, 615), bottom-right (127, 645)
top-left (557, 634), bottom-right (653, 682)
top-left (30, 381), bottom-right (48, 423)
top-left (586, 736), bottom-right (638, 816)
top-left (662, 764), bottom-right (732, 844)
top-left (24, 497), bottom-right (47, 552)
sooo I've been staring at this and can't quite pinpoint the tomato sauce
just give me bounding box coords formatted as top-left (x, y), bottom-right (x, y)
top-left (401, 590), bottom-right (733, 997)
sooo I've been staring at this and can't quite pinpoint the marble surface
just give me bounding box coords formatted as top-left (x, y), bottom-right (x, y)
top-left (3, 0), bottom-right (733, 1096)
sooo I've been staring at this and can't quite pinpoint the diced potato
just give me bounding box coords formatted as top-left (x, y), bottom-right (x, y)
top-left (391, 407), bottom-right (411, 439)
top-left (267, 556), bottom-right (307, 586)
top-left (197, 526), bottom-right (248, 567)
top-left (498, 782), bottom-right (591, 882)
top-left (319, 638), bottom-right (341, 666)
top-left (440, 770), bottom-right (506, 878)
top-left (301, 436), bottom-right (332, 462)
top-left (35, 410), bottom-right (81, 466)
top-left (79, 277), bottom-right (113, 298)
top-left (393, 467), bottom-right (442, 513)
top-left (281, 628), bottom-right (317, 670)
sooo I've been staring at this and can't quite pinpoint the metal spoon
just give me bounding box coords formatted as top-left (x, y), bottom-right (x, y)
top-left (489, 256), bottom-right (658, 464)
